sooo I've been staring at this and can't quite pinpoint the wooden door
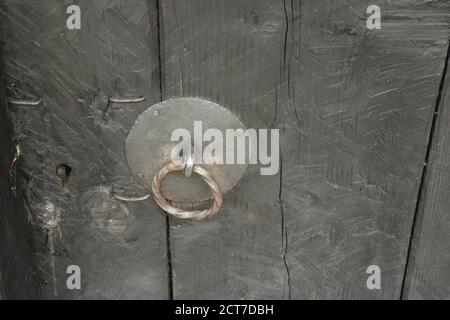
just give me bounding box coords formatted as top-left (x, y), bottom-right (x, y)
top-left (0, 0), bottom-right (449, 299)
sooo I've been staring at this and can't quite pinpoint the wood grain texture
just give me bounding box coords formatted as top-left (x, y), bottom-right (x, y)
top-left (0, 43), bottom-right (36, 299)
top-left (402, 46), bottom-right (450, 300)
top-left (160, 0), bottom-right (450, 299)
top-left (1, 0), bottom-right (167, 299)
top-left (288, 0), bottom-right (450, 300)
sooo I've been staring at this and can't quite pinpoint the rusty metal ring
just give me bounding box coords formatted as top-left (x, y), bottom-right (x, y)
top-left (151, 162), bottom-right (223, 220)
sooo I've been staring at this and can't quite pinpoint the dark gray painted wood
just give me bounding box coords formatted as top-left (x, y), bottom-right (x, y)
top-left (288, 0), bottom-right (450, 300)
top-left (1, 0), bottom-right (167, 299)
top-left (160, 0), bottom-right (450, 299)
top-left (0, 44), bottom-right (36, 299)
top-left (402, 46), bottom-right (450, 300)
top-left (1, 0), bottom-right (450, 300)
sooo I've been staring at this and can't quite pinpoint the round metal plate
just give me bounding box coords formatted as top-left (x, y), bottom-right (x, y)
top-left (125, 97), bottom-right (248, 202)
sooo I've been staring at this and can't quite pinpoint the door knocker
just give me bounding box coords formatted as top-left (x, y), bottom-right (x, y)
top-left (115, 97), bottom-right (249, 220)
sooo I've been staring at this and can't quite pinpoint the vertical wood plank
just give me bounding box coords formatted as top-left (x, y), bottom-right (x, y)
top-left (161, 0), bottom-right (291, 299)
top-left (0, 43), bottom-right (36, 299)
top-left (402, 45), bottom-right (450, 300)
top-left (290, 0), bottom-right (450, 300)
top-left (1, 0), bottom-right (167, 299)
top-left (160, 0), bottom-right (450, 299)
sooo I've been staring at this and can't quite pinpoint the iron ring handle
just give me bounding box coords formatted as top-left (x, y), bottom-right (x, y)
top-left (151, 162), bottom-right (223, 220)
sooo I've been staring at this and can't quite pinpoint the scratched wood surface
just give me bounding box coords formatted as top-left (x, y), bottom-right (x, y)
top-left (402, 50), bottom-right (450, 300)
top-left (1, 0), bottom-right (167, 299)
top-left (1, 0), bottom-right (450, 300)
top-left (160, 0), bottom-right (450, 299)
top-left (0, 44), bottom-right (36, 299)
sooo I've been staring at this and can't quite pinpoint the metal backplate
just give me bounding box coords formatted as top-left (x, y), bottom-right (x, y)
top-left (125, 97), bottom-right (248, 202)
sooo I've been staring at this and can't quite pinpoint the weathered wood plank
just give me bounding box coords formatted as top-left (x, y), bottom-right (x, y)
top-left (288, 0), bottom-right (450, 300)
top-left (0, 43), bottom-right (36, 299)
top-left (160, 0), bottom-right (450, 299)
top-left (161, 0), bottom-right (291, 299)
top-left (1, 0), bottom-right (167, 299)
top-left (402, 45), bottom-right (450, 300)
